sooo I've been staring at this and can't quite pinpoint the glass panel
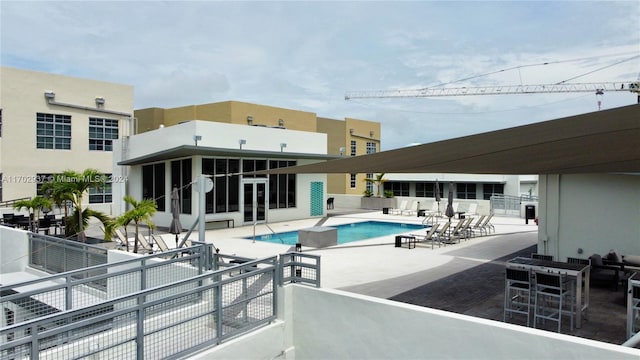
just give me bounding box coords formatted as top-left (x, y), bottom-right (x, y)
top-left (243, 183), bottom-right (253, 223)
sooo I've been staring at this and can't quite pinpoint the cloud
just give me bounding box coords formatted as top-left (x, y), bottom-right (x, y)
top-left (1, 1), bottom-right (638, 150)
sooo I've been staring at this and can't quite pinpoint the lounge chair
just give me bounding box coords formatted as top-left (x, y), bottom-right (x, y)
top-left (413, 223), bottom-right (443, 248)
top-left (479, 214), bottom-right (495, 235)
top-left (390, 200), bottom-right (408, 215)
top-left (471, 215), bottom-right (486, 235)
top-left (136, 233), bottom-right (154, 253)
top-left (425, 201), bottom-right (440, 216)
top-left (466, 203), bottom-right (478, 216)
top-left (152, 234), bottom-right (170, 252)
top-left (401, 201), bottom-right (418, 216)
top-left (458, 217), bottom-right (475, 240)
top-left (434, 222), bottom-right (450, 244)
top-left (442, 219), bottom-right (467, 244)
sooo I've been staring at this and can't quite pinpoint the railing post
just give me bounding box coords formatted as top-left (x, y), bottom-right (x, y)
top-left (31, 326), bottom-right (39, 360)
top-left (66, 274), bottom-right (73, 310)
top-left (136, 295), bottom-right (145, 360)
top-left (215, 282), bottom-right (223, 344)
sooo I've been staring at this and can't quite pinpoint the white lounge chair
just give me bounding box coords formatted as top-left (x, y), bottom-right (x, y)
top-left (402, 201), bottom-right (419, 216)
top-left (390, 200), bottom-right (408, 215)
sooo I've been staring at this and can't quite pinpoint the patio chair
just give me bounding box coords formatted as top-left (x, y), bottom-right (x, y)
top-left (533, 271), bottom-right (575, 332)
top-left (152, 234), bottom-right (170, 252)
top-left (472, 215), bottom-right (486, 234)
top-left (478, 214), bottom-right (494, 235)
top-left (401, 200), bottom-right (418, 216)
top-left (411, 223), bottom-right (440, 246)
top-left (113, 229), bottom-right (130, 249)
top-left (441, 220), bottom-right (466, 244)
top-left (504, 268), bottom-right (532, 327)
top-left (136, 233), bottom-right (154, 253)
top-left (390, 200), bottom-right (408, 215)
top-left (433, 222), bottom-right (450, 244)
top-left (326, 197), bottom-right (334, 210)
top-left (466, 203), bottom-right (478, 216)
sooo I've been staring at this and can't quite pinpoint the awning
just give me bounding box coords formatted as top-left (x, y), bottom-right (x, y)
top-left (118, 145), bottom-right (339, 166)
top-left (251, 105), bottom-right (640, 175)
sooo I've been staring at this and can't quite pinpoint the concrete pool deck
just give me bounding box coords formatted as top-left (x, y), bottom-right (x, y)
top-left (158, 208), bottom-right (538, 295)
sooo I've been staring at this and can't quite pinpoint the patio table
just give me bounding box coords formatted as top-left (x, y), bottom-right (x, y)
top-left (506, 256), bottom-right (590, 328)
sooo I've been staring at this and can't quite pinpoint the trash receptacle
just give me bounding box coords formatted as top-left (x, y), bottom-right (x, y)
top-left (525, 205), bottom-right (535, 224)
top-left (383, 207), bottom-right (390, 215)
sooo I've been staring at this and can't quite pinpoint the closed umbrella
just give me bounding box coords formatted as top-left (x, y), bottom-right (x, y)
top-left (169, 186), bottom-right (182, 247)
top-left (434, 179), bottom-right (441, 216)
top-left (445, 182), bottom-right (454, 222)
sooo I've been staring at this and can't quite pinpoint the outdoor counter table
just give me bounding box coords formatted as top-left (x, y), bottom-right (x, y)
top-left (506, 256), bottom-right (590, 328)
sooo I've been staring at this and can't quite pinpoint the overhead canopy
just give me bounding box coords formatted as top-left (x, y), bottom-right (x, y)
top-left (118, 145), bottom-right (338, 166)
top-left (254, 105), bottom-right (640, 175)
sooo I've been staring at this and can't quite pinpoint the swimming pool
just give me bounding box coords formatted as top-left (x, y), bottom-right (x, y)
top-left (248, 221), bottom-right (428, 245)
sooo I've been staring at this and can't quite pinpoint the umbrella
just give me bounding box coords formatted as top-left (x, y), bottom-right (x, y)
top-left (444, 182), bottom-right (454, 221)
top-left (169, 186), bottom-right (182, 247)
top-left (434, 179), bottom-right (441, 216)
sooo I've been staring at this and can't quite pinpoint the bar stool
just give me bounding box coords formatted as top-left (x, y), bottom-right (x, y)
top-left (533, 271), bottom-right (575, 332)
top-left (504, 268), bottom-right (532, 326)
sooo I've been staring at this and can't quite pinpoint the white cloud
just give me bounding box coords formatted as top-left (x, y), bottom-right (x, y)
top-left (1, 1), bottom-right (638, 151)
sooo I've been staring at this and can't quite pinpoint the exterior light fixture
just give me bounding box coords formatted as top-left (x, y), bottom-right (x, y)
top-left (193, 135), bottom-right (202, 146)
top-left (280, 143), bottom-right (287, 152)
top-left (247, 116), bottom-right (253, 125)
top-left (339, 147), bottom-right (345, 156)
top-left (239, 139), bottom-right (246, 149)
top-left (95, 97), bottom-right (105, 107)
top-left (44, 91), bottom-right (55, 100)
top-left (370, 130), bottom-right (374, 137)
top-left (349, 128), bottom-right (354, 135)
top-left (278, 118), bottom-right (285, 126)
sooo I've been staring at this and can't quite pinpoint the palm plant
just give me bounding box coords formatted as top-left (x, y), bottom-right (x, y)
top-left (65, 207), bottom-right (115, 241)
top-left (14, 196), bottom-right (53, 231)
top-left (121, 195), bottom-right (157, 253)
top-left (364, 173), bottom-right (387, 197)
top-left (45, 169), bottom-right (105, 242)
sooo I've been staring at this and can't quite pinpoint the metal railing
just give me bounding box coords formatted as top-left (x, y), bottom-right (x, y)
top-left (29, 233), bottom-right (108, 278)
top-left (0, 256), bottom-right (279, 360)
top-left (490, 194), bottom-right (538, 217)
top-left (2, 243), bottom-right (212, 330)
top-left (1, 248), bottom-right (321, 359)
top-left (279, 252), bottom-right (321, 288)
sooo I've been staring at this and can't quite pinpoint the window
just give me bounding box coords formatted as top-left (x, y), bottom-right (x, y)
top-left (37, 113), bottom-right (71, 149)
top-left (483, 183), bottom-right (504, 200)
top-left (384, 182), bottom-right (409, 196)
top-left (457, 183), bottom-right (477, 199)
top-left (171, 159), bottom-right (192, 214)
top-left (89, 174), bottom-right (112, 203)
top-left (142, 163), bottom-right (166, 211)
top-left (202, 158), bottom-right (240, 214)
top-left (350, 174), bottom-right (356, 188)
top-left (89, 118), bottom-right (118, 151)
top-left (350, 140), bottom-right (356, 156)
top-left (366, 173), bottom-right (373, 193)
top-left (416, 182), bottom-right (443, 198)
top-left (366, 142), bottom-right (376, 154)
top-left (269, 160), bottom-right (297, 209)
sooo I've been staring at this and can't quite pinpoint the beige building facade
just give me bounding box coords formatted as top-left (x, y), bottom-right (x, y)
top-left (135, 101), bottom-right (381, 196)
top-left (0, 66), bottom-right (134, 214)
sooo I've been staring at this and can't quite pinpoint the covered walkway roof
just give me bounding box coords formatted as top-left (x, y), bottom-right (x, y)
top-left (255, 105), bottom-right (640, 175)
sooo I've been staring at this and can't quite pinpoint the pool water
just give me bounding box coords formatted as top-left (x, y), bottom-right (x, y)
top-left (248, 221), bottom-right (428, 245)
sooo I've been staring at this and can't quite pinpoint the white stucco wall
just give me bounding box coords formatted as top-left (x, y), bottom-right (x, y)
top-left (538, 173), bottom-right (640, 260)
top-left (113, 121), bottom-right (329, 226)
top-left (193, 285), bottom-right (640, 359)
top-left (0, 225), bottom-right (30, 274)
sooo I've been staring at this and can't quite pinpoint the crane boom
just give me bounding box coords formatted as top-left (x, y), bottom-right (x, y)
top-left (345, 81), bottom-right (640, 100)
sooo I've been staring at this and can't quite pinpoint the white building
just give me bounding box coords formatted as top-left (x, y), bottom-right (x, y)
top-left (113, 120), bottom-right (333, 229)
top-left (0, 66), bottom-right (134, 214)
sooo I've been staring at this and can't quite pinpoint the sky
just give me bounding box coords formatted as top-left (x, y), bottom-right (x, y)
top-left (2, 1), bottom-right (639, 150)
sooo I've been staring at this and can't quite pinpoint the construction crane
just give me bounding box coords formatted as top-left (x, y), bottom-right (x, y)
top-left (345, 81), bottom-right (640, 109)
